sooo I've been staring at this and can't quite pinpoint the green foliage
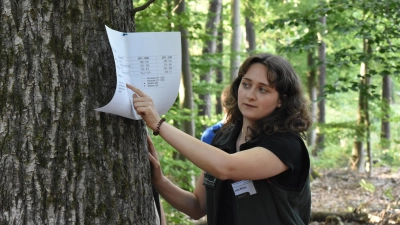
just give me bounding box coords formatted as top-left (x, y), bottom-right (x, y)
top-left (310, 145), bottom-right (352, 169)
top-left (359, 179), bottom-right (375, 193)
top-left (383, 188), bottom-right (394, 201)
top-left (376, 145), bottom-right (400, 167)
top-left (151, 133), bottom-right (200, 224)
top-left (131, 0), bottom-right (400, 223)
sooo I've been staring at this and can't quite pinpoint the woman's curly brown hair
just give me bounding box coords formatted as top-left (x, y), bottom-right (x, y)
top-left (223, 53), bottom-right (313, 139)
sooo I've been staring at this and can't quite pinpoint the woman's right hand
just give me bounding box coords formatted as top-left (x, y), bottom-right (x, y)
top-left (147, 135), bottom-right (164, 185)
top-left (126, 84), bottom-right (161, 132)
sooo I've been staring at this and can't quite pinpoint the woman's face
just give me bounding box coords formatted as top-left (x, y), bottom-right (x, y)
top-left (237, 63), bottom-right (281, 125)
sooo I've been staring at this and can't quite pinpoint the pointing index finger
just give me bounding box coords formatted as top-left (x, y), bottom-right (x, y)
top-left (126, 84), bottom-right (146, 97)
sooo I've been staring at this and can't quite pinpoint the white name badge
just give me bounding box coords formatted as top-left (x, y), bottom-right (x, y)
top-left (231, 180), bottom-right (257, 199)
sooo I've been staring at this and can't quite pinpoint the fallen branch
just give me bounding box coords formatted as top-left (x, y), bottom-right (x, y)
top-left (311, 211), bottom-right (369, 223)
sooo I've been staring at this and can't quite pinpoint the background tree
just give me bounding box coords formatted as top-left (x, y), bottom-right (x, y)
top-left (0, 0), bottom-right (158, 224)
top-left (316, 15), bottom-right (327, 153)
top-left (352, 38), bottom-right (371, 173)
top-left (307, 49), bottom-right (318, 148)
top-left (215, 14), bottom-right (225, 115)
top-left (381, 74), bottom-right (391, 149)
top-left (175, 0), bottom-right (195, 137)
top-left (230, 0), bottom-right (241, 81)
top-left (326, 0), bottom-right (400, 173)
top-left (244, 1), bottom-right (256, 53)
top-left (198, 0), bottom-right (222, 125)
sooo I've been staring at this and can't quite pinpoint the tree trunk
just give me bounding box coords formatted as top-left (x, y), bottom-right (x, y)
top-left (316, 16), bottom-right (326, 153)
top-left (244, 3), bottom-right (256, 54)
top-left (381, 75), bottom-right (391, 149)
top-left (0, 1), bottom-right (156, 224)
top-left (175, 0), bottom-right (194, 137)
top-left (215, 13), bottom-right (224, 115)
top-left (198, 0), bottom-right (222, 121)
top-left (352, 78), bottom-right (366, 173)
top-left (307, 51), bottom-right (317, 151)
top-left (352, 39), bottom-right (372, 173)
top-left (365, 40), bottom-right (372, 176)
top-left (230, 0), bottom-right (241, 81)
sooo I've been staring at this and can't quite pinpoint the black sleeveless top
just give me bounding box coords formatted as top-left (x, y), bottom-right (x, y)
top-left (204, 121), bottom-right (311, 225)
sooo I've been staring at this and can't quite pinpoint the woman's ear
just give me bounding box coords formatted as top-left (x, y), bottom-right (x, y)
top-left (278, 94), bottom-right (286, 108)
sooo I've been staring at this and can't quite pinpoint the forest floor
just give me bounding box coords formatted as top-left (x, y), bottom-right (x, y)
top-left (309, 166), bottom-right (400, 225)
top-left (190, 166), bottom-right (400, 225)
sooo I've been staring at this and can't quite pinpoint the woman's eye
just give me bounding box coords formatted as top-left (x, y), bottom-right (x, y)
top-left (242, 82), bottom-right (250, 88)
top-left (259, 87), bottom-right (267, 93)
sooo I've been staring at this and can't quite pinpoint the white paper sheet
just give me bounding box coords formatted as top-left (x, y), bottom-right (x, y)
top-left (95, 26), bottom-right (181, 120)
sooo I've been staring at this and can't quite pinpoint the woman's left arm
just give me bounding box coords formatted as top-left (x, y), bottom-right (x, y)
top-left (127, 84), bottom-right (288, 181)
top-left (157, 122), bottom-right (288, 181)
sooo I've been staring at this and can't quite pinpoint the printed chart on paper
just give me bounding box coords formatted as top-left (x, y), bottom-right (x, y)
top-left (95, 26), bottom-right (181, 120)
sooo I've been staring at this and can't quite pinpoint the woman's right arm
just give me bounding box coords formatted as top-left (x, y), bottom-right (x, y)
top-left (147, 136), bottom-right (207, 220)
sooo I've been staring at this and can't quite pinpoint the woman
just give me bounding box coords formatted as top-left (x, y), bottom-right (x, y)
top-left (127, 53), bottom-right (313, 225)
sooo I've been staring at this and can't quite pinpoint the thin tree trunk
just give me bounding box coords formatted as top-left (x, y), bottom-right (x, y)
top-left (215, 13), bottom-right (224, 115)
top-left (198, 0), bottom-right (222, 121)
top-left (245, 6), bottom-right (256, 54)
top-left (170, 2), bottom-right (195, 205)
top-left (175, 0), bottom-right (194, 137)
top-left (307, 51), bottom-right (317, 151)
top-left (352, 39), bottom-right (372, 173)
top-left (366, 92), bottom-right (372, 176)
top-left (316, 16), bottom-right (326, 153)
top-left (230, 0), bottom-right (241, 81)
top-left (352, 72), bottom-right (366, 173)
top-left (381, 75), bottom-right (391, 149)
top-left (0, 1), bottom-right (156, 224)
top-left (365, 40), bottom-right (372, 176)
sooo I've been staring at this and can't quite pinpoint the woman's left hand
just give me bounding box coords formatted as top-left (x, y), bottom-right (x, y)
top-left (146, 135), bottom-right (164, 185)
top-left (126, 84), bottom-right (161, 131)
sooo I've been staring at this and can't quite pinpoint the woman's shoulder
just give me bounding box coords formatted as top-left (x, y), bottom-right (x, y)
top-left (252, 132), bottom-right (309, 160)
top-left (211, 123), bottom-right (238, 146)
top-left (258, 131), bottom-right (304, 144)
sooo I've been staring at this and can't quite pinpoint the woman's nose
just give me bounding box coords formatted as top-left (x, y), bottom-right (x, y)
top-left (246, 88), bottom-right (256, 100)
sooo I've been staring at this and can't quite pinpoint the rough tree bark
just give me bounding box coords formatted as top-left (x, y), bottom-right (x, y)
top-left (0, 0), bottom-right (157, 224)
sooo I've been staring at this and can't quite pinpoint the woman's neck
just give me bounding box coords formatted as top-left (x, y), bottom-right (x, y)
top-left (236, 131), bottom-right (246, 152)
top-left (236, 119), bottom-right (253, 152)
top-left (241, 118), bottom-right (254, 133)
